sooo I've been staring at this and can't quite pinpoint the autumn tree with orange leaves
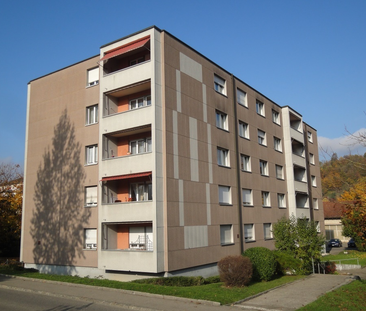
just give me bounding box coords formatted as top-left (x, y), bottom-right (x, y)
top-left (340, 178), bottom-right (366, 251)
top-left (0, 162), bottom-right (23, 257)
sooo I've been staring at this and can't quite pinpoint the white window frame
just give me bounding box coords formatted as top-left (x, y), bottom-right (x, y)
top-left (244, 224), bottom-right (255, 242)
top-left (86, 145), bottom-right (98, 165)
top-left (130, 182), bottom-right (152, 202)
top-left (237, 88), bottom-right (247, 107)
top-left (87, 67), bottom-right (99, 87)
top-left (308, 131), bottom-right (313, 143)
top-left (309, 153), bottom-right (315, 165)
top-left (239, 121), bottom-right (249, 139)
top-left (130, 57), bottom-right (145, 66)
top-left (220, 224), bottom-right (233, 245)
top-left (313, 198), bottom-right (319, 210)
top-left (240, 154), bottom-right (251, 172)
top-left (256, 100), bottom-right (265, 116)
top-left (276, 164), bottom-right (284, 179)
top-left (129, 95), bottom-right (151, 110)
top-left (85, 186), bottom-right (97, 207)
top-left (214, 74), bottom-right (226, 95)
top-left (311, 175), bottom-right (317, 187)
top-left (219, 185), bottom-right (231, 205)
top-left (84, 228), bottom-right (97, 249)
top-left (264, 223), bottom-right (273, 239)
top-left (274, 137), bottom-right (282, 152)
top-left (86, 105), bottom-right (98, 125)
top-left (277, 193), bottom-right (286, 208)
top-left (262, 191), bottom-right (270, 207)
top-left (242, 189), bottom-right (253, 206)
top-left (272, 110), bottom-right (280, 125)
top-left (216, 111), bottom-right (228, 130)
top-left (260, 160), bottom-right (268, 176)
top-left (217, 147), bottom-right (230, 167)
top-left (315, 221), bottom-right (321, 233)
top-left (130, 137), bottom-right (152, 154)
top-left (258, 130), bottom-right (266, 146)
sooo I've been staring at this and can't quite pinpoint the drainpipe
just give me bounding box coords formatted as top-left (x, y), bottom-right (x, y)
top-left (232, 75), bottom-right (244, 254)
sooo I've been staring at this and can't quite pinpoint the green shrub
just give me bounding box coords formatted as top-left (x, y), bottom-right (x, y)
top-left (203, 275), bottom-right (221, 284)
top-left (243, 247), bottom-right (276, 281)
top-left (273, 250), bottom-right (302, 275)
top-left (218, 255), bottom-right (252, 287)
top-left (133, 276), bottom-right (206, 286)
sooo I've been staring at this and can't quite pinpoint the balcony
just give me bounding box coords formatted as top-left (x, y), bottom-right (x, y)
top-left (290, 113), bottom-right (303, 133)
top-left (102, 222), bottom-right (153, 251)
top-left (101, 36), bottom-right (151, 76)
top-left (294, 165), bottom-right (307, 183)
top-left (101, 172), bottom-right (152, 204)
top-left (103, 81), bottom-right (151, 117)
top-left (296, 192), bottom-right (309, 208)
top-left (100, 221), bottom-right (156, 272)
top-left (103, 125), bottom-right (152, 159)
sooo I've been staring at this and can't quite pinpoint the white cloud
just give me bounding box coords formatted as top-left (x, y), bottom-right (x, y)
top-left (318, 128), bottom-right (366, 160)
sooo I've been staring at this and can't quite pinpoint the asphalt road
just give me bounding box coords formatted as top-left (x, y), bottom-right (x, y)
top-left (0, 286), bottom-right (134, 311)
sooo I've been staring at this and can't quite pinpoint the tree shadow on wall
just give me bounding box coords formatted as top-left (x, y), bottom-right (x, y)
top-left (31, 110), bottom-right (90, 274)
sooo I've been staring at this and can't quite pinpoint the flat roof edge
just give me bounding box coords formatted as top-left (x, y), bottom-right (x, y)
top-left (28, 54), bottom-right (100, 84)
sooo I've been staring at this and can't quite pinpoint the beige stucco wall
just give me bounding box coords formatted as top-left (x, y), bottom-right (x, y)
top-left (21, 56), bottom-right (100, 268)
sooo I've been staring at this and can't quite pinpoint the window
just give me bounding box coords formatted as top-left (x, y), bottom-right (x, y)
top-left (244, 224), bottom-right (255, 242)
top-left (276, 165), bottom-right (284, 179)
top-left (219, 185), bottom-right (231, 205)
top-left (130, 138), bottom-right (152, 154)
top-left (86, 105), bottom-right (98, 125)
top-left (313, 198), bottom-right (319, 209)
top-left (262, 191), bottom-right (270, 207)
top-left (260, 160), bottom-right (268, 176)
top-left (272, 110), bottom-right (280, 125)
top-left (85, 186), bottom-right (97, 206)
top-left (220, 225), bottom-right (233, 245)
top-left (239, 121), bottom-right (249, 139)
top-left (240, 154), bottom-right (251, 172)
top-left (214, 75), bottom-right (226, 95)
top-left (130, 182), bottom-right (152, 201)
top-left (277, 193), bottom-right (286, 208)
top-left (263, 223), bottom-right (273, 239)
top-left (216, 111), bottom-right (228, 130)
top-left (87, 67), bottom-right (99, 87)
top-left (309, 153), bottom-right (315, 165)
top-left (86, 145), bottom-right (98, 165)
top-left (217, 148), bottom-right (230, 167)
top-left (256, 100), bottom-right (265, 116)
top-left (315, 221), bottom-right (321, 233)
top-left (311, 175), bottom-right (317, 187)
top-left (84, 229), bottom-right (97, 249)
top-left (237, 89), bottom-right (247, 107)
top-left (274, 137), bottom-right (282, 152)
top-left (129, 95), bottom-right (151, 110)
top-left (130, 57), bottom-right (145, 66)
top-left (258, 130), bottom-right (266, 146)
top-left (242, 189), bottom-right (252, 206)
top-left (307, 131), bottom-right (313, 143)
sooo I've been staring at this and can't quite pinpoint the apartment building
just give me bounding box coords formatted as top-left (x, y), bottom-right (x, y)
top-left (21, 26), bottom-right (324, 278)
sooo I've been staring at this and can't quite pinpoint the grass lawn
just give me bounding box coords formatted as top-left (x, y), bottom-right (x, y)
top-left (323, 250), bottom-right (366, 267)
top-left (297, 280), bottom-right (366, 311)
top-left (0, 267), bottom-right (305, 305)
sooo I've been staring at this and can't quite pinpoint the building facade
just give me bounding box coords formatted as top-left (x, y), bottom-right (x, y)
top-left (21, 26), bottom-right (324, 278)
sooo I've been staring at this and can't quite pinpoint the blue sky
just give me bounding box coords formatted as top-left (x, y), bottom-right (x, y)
top-left (1, 0), bottom-right (366, 167)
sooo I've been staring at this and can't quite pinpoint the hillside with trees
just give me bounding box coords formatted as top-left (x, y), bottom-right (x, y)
top-left (321, 153), bottom-right (366, 201)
